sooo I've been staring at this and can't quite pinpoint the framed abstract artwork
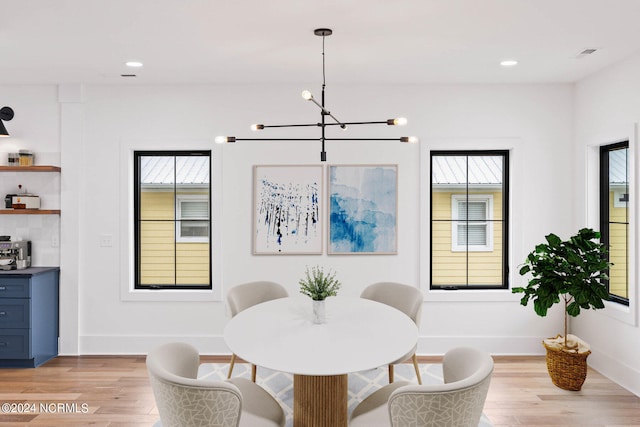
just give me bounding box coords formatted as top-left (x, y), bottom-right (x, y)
top-left (328, 164), bottom-right (398, 254)
top-left (253, 165), bottom-right (323, 254)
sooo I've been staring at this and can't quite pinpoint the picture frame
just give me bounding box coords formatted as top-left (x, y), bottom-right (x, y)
top-left (328, 164), bottom-right (398, 255)
top-left (253, 165), bottom-right (323, 255)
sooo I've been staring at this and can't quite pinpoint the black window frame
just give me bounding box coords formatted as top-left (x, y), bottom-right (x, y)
top-left (430, 150), bottom-right (510, 290)
top-left (134, 150), bottom-right (212, 290)
top-left (599, 141), bottom-right (630, 306)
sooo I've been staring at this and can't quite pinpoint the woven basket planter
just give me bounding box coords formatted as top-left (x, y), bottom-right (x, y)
top-left (543, 336), bottom-right (591, 391)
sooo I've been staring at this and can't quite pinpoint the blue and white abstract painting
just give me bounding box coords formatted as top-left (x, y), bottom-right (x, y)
top-left (254, 165), bottom-right (322, 254)
top-left (329, 165), bottom-right (397, 254)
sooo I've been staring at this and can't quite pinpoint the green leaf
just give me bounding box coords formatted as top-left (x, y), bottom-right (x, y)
top-left (546, 233), bottom-right (562, 246)
top-left (567, 301), bottom-right (581, 317)
top-left (533, 299), bottom-right (549, 317)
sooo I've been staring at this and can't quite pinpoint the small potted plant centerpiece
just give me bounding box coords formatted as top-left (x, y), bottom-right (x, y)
top-left (299, 265), bottom-right (341, 324)
top-left (512, 228), bottom-right (612, 391)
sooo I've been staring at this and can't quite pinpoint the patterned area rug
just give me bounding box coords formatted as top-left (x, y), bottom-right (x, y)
top-left (198, 363), bottom-right (494, 427)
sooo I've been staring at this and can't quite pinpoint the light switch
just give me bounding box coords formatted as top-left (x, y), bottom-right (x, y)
top-left (100, 234), bottom-right (113, 247)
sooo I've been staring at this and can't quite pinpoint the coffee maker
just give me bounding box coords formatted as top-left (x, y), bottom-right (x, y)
top-left (0, 240), bottom-right (31, 270)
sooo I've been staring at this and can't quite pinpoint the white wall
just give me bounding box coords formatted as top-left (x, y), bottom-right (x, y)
top-left (573, 52), bottom-right (640, 396)
top-left (2, 82), bottom-right (575, 358)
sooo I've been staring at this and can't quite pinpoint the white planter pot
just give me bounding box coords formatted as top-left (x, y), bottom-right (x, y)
top-left (312, 299), bottom-right (326, 324)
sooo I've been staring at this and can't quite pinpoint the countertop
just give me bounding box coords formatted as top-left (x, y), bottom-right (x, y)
top-left (0, 266), bottom-right (60, 276)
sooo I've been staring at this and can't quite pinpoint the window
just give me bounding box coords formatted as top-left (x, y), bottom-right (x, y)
top-left (600, 141), bottom-right (629, 305)
top-left (451, 195), bottom-right (493, 252)
top-left (176, 195), bottom-right (209, 242)
top-left (431, 151), bottom-right (509, 289)
top-left (134, 151), bottom-right (212, 289)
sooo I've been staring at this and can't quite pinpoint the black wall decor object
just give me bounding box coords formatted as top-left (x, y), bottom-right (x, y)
top-left (0, 106), bottom-right (15, 137)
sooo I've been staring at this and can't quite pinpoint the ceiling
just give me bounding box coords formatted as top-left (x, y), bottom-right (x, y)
top-left (2, 0), bottom-right (640, 85)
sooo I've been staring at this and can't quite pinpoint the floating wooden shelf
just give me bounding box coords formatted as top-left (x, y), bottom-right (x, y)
top-left (0, 209), bottom-right (61, 215)
top-left (0, 165), bottom-right (61, 214)
top-left (0, 165), bottom-right (61, 172)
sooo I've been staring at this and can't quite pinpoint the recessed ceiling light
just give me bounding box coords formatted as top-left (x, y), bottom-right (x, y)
top-left (125, 61), bottom-right (143, 68)
top-left (500, 60), bottom-right (518, 67)
top-left (576, 48), bottom-right (598, 59)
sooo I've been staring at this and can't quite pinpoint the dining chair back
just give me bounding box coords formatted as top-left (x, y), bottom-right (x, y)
top-left (226, 281), bottom-right (289, 380)
top-left (227, 281), bottom-right (289, 317)
top-left (146, 342), bottom-right (285, 427)
top-left (349, 346), bottom-right (494, 427)
top-left (360, 282), bottom-right (423, 384)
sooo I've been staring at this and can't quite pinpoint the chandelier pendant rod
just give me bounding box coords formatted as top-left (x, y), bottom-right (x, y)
top-left (321, 32), bottom-right (328, 162)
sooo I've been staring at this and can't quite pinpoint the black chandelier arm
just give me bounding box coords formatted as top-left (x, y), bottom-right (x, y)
top-left (324, 137), bottom-right (409, 141)
top-left (259, 123), bottom-right (320, 129)
top-left (223, 137), bottom-right (415, 142)
top-left (307, 97), bottom-right (345, 128)
top-left (233, 137), bottom-right (321, 141)
top-left (255, 120), bottom-right (403, 129)
top-left (328, 120), bottom-right (398, 126)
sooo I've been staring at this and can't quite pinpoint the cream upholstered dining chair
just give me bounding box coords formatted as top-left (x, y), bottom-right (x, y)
top-left (226, 281), bottom-right (289, 382)
top-left (349, 346), bottom-right (494, 427)
top-left (147, 342), bottom-right (285, 427)
top-left (360, 282), bottom-right (423, 384)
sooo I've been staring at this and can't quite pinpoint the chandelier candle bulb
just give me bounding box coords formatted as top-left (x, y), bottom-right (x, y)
top-left (388, 117), bottom-right (408, 126)
top-left (251, 124), bottom-right (264, 131)
top-left (400, 136), bottom-right (419, 144)
top-left (214, 136), bottom-right (236, 144)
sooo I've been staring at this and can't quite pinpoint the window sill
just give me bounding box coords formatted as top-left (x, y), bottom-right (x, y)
top-left (424, 288), bottom-right (521, 302)
top-left (121, 288), bottom-right (219, 302)
top-left (600, 299), bottom-right (637, 326)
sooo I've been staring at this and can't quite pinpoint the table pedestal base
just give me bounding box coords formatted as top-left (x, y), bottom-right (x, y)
top-left (293, 374), bottom-right (348, 427)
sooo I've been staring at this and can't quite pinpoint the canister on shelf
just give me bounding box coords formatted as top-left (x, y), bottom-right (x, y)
top-left (7, 153), bottom-right (19, 166)
top-left (18, 150), bottom-right (34, 166)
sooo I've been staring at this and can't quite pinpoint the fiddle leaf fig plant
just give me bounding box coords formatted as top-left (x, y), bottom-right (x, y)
top-left (299, 265), bottom-right (341, 301)
top-left (512, 228), bottom-right (611, 348)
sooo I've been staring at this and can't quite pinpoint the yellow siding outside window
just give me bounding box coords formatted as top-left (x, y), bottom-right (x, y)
top-left (608, 191), bottom-right (628, 299)
top-left (432, 190), bottom-right (503, 286)
top-left (139, 191), bottom-right (210, 286)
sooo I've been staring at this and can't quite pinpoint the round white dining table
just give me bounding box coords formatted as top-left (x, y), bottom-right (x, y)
top-left (224, 296), bottom-right (418, 427)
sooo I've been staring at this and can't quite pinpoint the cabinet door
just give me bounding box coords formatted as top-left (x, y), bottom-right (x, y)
top-left (0, 298), bottom-right (30, 328)
top-left (0, 278), bottom-right (31, 298)
top-left (0, 329), bottom-right (31, 359)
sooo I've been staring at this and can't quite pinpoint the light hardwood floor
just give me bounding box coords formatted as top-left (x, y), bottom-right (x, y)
top-left (0, 355), bottom-right (638, 426)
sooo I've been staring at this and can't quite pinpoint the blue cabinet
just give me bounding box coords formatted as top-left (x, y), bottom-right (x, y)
top-left (0, 268), bottom-right (59, 367)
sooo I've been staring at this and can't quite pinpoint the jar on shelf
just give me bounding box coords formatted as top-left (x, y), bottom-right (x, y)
top-left (7, 153), bottom-right (19, 166)
top-left (18, 150), bottom-right (34, 166)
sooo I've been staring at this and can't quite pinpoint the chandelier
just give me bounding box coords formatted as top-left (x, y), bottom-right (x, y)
top-left (215, 28), bottom-right (417, 161)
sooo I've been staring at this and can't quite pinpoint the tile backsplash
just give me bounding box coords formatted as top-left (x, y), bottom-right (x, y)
top-left (0, 215), bottom-right (61, 266)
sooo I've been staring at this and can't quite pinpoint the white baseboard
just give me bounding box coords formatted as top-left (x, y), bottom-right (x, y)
top-left (76, 335), bottom-right (231, 355)
top-left (588, 348), bottom-right (640, 397)
top-left (417, 335), bottom-right (547, 356)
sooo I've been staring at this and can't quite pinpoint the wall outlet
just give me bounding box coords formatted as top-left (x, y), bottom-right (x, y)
top-left (51, 235), bottom-right (59, 248)
top-left (100, 234), bottom-right (113, 247)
